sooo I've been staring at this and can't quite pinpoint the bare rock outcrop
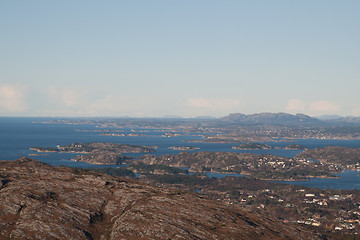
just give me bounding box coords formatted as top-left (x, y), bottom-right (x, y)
top-left (0, 158), bottom-right (320, 240)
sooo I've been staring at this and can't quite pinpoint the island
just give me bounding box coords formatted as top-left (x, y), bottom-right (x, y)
top-left (284, 144), bottom-right (307, 150)
top-left (58, 142), bottom-right (155, 153)
top-left (31, 142), bottom-right (155, 154)
top-left (72, 150), bottom-right (131, 165)
top-left (169, 146), bottom-right (200, 151)
top-left (100, 133), bottom-right (126, 136)
top-left (232, 143), bottom-right (273, 150)
top-left (162, 132), bottom-right (182, 137)
top-left (31, 142), bottom-right (156, 165)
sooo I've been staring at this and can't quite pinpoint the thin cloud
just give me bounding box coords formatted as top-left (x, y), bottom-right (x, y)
top-left (188, 97), bottom-right (241, 109)
top-left (351, 108), bottom-right (360, 116)
top-left (285, 99), bottom-right (340, 115)
top-left (186, 97), bottom-right (243, 117)
top-left (309, 101), bottom-right (339, 113)
top-left (285, 99), bottom-right (306, 112)
top-left (87, 95), bottom-right (154, 116)
top-left (0, 83), bottom-right (28, 112)
top-left (47, 86), bottom-right (85, 108)
top-left (88, 95), bottom-right (125, 114)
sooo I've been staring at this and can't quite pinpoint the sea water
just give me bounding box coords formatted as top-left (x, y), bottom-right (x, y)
top-left (1, 117), bottom-right (360, 189)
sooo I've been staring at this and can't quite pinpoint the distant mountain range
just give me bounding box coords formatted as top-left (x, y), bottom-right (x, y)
top-left (220, 112), bottom-right (320, 125)
top-left (327, 116), bottom-right (360, 124)
top-left (316, 115), bottom-right (343, 120)
top-left (220, 112), bottom-right (360, 126)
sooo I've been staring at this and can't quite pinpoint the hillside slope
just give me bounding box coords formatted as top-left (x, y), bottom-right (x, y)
top-left (0, 158), bottom-right (320, 240)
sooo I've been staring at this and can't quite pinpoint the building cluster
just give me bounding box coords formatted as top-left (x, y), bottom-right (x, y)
top-left (212, 188), bottom-right (360, 235)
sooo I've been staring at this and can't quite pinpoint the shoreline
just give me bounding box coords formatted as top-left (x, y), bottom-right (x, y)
top-left (267, 176), bottom-right (341, 182)
top-left (183, 169), bottom-right (341, 182)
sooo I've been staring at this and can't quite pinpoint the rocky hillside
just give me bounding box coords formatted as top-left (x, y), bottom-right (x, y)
top-left (0, 158), bottom-right (320, 240)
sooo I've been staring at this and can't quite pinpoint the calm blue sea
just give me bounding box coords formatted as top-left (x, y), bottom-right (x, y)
top-left (1, 117), bottom-right (360, 189)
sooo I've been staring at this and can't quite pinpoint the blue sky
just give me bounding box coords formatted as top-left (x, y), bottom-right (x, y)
top-left (1, 1), bottom-right (359, 117)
